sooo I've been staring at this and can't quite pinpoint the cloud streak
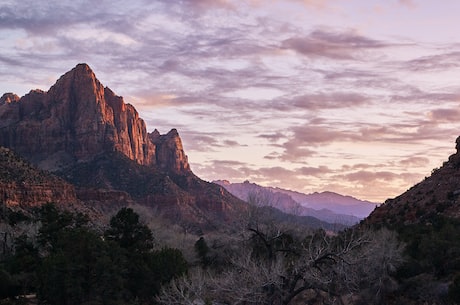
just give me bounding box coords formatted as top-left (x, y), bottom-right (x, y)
top-left (281, 29), bottom-right (391, 60)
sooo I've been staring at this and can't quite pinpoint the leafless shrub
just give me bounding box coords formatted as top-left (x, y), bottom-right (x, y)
top-left (158, 225), bottom-right (404, 305)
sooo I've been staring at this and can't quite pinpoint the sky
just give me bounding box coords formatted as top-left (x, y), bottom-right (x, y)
top-left (1, 0), bottom-right (460, 203)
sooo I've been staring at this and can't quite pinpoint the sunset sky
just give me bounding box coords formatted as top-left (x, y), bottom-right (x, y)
top-left (2, 0), bottom-right (460, 202)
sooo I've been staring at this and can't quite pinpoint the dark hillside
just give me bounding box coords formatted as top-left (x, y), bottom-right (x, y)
top-left (364, 136), bottom-right (460, 304)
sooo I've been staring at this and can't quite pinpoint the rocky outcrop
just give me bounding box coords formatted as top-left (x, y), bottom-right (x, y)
top-left (0, 64), bottom-right (192, 173)
top-left (0, 146), bottom-right (77, 208)
top-left (151, 128), bottom-right (191, 174)
top-left (366, 136), bottom-right (460, 225)
top-left (0, 64), bottom-right (158, 170)
top-left (0, 93), bottom-right (19, 105)
top-left (0, 182), bottom-right (76, 208)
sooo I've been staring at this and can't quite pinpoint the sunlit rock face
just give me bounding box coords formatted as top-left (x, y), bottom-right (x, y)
top-left (150, 128), bottom-right (191, 175)
top-left (0, 64), bottom-right (191, 172)
top-left (0, 93), bottom-right (20, 105)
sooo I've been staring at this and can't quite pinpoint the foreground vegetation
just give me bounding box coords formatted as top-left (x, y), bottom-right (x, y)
top-left (392, 216), bottom-right (460, 304)
top-left (0, 205), bottom-right (187, 305)
top-left (1, 203), bottom-right (460, 304)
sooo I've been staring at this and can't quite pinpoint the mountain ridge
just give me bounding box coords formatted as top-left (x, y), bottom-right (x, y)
top-left (366, 136), bottom-right (460, 225)
top-left (214, 180), bottom-right (377, 225)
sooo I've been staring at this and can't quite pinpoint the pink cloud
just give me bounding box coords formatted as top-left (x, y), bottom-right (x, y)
top-left (399, 156), bottom-right (430, 167)
top-left (405, 52), bottom-right (460, 71)
top-left (295, 0), bottom-right (332, 9)
top-left (183, 134), bottom-right (219, 152)
top-left (183, 0), bottom-right (234, 11)
top-left (282, 29), bottom-right (389, 60)
top-left (258, 132), bottom-right (285, 142)
top-left (399, 0), bottom-right (416, 8)
top-left (291, 92), bottom-right (369, 110)
top-left (249, 0), bottom-right (333, 10)
top-left (342, 163), bottom-right (375, 171)
top-left (428, 108), bottom-right (460, 123)
top-left (344, 170), bottom-right (400, 182)
top-left (359, 126), bottom-right (392, 140)
top-left (192, 159), bottom-right (250, 182)
top-left (223, 139), bottom-right (245, 147)
top-left (278, 145), bottom-right (317, 162)
top-left (296, 166), bottom-right (332, 176)
top-left (290, 124), bottom-right (344, 144)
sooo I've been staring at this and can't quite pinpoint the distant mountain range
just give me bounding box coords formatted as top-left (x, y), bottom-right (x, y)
top-left (214, 180), bottom-right (377, 225)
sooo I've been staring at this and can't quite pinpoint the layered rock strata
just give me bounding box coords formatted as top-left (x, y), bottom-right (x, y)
top-left (0, 64), bottom-right (189, 172)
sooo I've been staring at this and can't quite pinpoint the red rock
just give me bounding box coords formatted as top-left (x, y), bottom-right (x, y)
top-left (0, 146), bottom-right (77, 208)
top-left (151, 128), bottom-right (191, 174)
top-left (0, 93), bottom-right (19, 105)
top-left (0, 64), bottom-right (191, 171)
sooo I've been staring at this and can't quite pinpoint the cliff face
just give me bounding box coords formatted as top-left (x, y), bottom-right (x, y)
top-left (151, 129), bottom-right (191, 174)
top-left (1, 183), bottom-right (76, 208)
top-left (0, 147), bottom-right (77, 208)
top-left (0, 64), bottom-right (186, 171)
top-left (366, 136), bottom-right (460, 225)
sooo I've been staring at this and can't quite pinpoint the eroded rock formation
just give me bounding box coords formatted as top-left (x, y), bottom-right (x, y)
top-left (0, 147), bottom-right (77, 208)
top-left (0, 64), bottom-right (191, 172)
top-left (0, 64), bottom-right (244, 230)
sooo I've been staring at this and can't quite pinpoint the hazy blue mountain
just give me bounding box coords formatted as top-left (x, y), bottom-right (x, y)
top-left (214, 180), bottom-right (377, 225)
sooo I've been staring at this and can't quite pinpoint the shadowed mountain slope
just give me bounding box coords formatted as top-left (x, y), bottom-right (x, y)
top-left (366, 136), bottom-right (460, 225)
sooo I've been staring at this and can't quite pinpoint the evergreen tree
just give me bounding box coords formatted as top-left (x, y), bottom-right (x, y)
top-left (104, 207), bottom-right (153, 253)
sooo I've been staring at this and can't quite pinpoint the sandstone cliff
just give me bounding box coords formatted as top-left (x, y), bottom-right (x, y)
top-left (150, 128), bottom-right (191, 174)
top-left (0, 64), bottom-right (190, 172)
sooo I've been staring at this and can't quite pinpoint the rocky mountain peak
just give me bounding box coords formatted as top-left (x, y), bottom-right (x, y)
top-left (48, 63), bottom-right (101, 103)
top-left (151, 128), bottom-right (191, 174)
top-left (0, 93), bottom-right (20, 105)
top-left (149, 129), bottom-right (161, 141)
top-left (0, 64), bottom-right (188, 172)
top-left (59, 63), bottom-right (96, 83)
